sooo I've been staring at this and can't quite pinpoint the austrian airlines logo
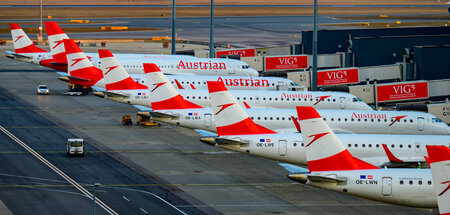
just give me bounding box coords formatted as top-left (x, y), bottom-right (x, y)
top-left (52, 40), bottom-right (64, 49)
top-left (215, 103), bottom-right (234, 115)
top-left (314, 95), bottom-right (331, 105)
top-left (14, 35), bottom-right (24, 42)
top-left (70, 58), bottom-right (85, 67)
top-left (104, 66), bottom-right (118, 75)
top-left (306, 132), bottom-right (330, 147)
top-left (388, 115), bottom-right (407, 126)
top-left (151, 82), bottom-right (166, 92)
top-left (438, 181), bottom-right (450, 196)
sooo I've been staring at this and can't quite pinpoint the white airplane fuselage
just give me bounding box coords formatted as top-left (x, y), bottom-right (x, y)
top-left (105, 89), bottom-right (373, 110)
top-left (131, 74), bottom-right (295, 91)
top-left (213, 133), bottom-right (450, 166)
top-left (149, 108), bottom-right (450, 135)
top-left (90, 57), bottom-right (259, 77)
top-left (306, 169), bottom-right (436, 208)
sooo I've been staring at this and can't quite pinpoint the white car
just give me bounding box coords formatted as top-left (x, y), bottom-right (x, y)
top-left (66, 138), bottom-right (85, 156)
top-left (37, 85), bottom-right (49, 95)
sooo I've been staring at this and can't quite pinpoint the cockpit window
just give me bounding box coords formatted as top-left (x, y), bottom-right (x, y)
top-left (432, 118), bottom-right (443, 123)
top-left (242, 65), bottom-right (249, 69)
top-left (352, 97), bottom-right (362, 102)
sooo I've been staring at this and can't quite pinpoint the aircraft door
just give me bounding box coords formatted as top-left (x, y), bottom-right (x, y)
top-left (339, 97), bottom-right (346, 109)
top-left (415, 142), bottom-right (421, 153)
top-left (278, 140), bottom-right (287, 156)
top-left (204, 113), bottom-right (212, 127)
top-left (228, 62), bottom-right (235, 75)
top-left (417, 117), bottom-right (424, 131)
top-left (382, 177), bottom-right (392, 196)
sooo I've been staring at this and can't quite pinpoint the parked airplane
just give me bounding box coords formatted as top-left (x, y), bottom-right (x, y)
top-left (201, 81), bottom-right (450, 167)
top-left (93, 49), bottom-right (294, 91)
top-left (40, 22), bottom-right (258, 76)
top-left (40, 21), bottom-right (196, 72)
top-left (280, 106), bottom-right (448, 208)
top-left (428, 145), bottom-right (450, 214)
top-left (5, 24), bottom-right (51, 64)
top-left (96, 59), bottom-right (372, 110)
top-left (140, 69), bottom-right (450, 135)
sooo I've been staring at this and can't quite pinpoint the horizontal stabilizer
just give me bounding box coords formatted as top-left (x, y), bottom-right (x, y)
top-left (149, 111), bottom-right (178, 119)
top-left (66, 76), bottom-right (91, 82)
top-left (307, 175), bottom-right (347, 183)
top-left (215, 138), bottom-right (248, 146)
top-left (133, 105), bottom-right (152, 112)
top-left (5, 52), bottom-right (32, 59)
top-left (50, 61), bottom-right (67, 66)
top-left (103, 91), bottom-right (129, 97)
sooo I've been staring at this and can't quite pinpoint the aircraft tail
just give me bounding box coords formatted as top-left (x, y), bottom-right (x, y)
top-left (297, 106), bottom-right (378, 172)
top-left (208, 81), bottom-right (276, 136)
top-left (98, 49), bottom-right (147, 91)
top-left (63, 39), bottom-right (103, 87)
top-left (143, 63), bottom-right (202, 110)
top-left (9, 23), bottom-right (47, 54)
top-left (44, 21), bottom-right (69, 61)
top-left (427, 145), bottom-right (450, 215)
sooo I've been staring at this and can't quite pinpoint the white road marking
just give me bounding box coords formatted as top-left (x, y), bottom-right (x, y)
top-left (140, 208), bottom-right (148, 214)
top-left (122, 195), bottom-right (130, 201)
top-left (0, 126), bottom-right (118, 215)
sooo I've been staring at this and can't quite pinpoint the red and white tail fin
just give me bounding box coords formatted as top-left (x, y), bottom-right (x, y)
top-left (98, 49), bottom-right (147, 91)
top-left (427, 145), bottom-right (450, 215)
top-left (45, 21), bottom-right (69, 61)
top-left (297, 106), bottom-right (378, 172)
top-left (143, 63), bottom-right (202, 110)
top-left (208, 81), bottom-right (276, 136)
top-left (64, 39), bottom-right (103, 87)
top-left (9, 23), bottom-right (47, 53)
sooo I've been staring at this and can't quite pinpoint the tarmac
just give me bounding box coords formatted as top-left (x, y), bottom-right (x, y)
top-left (0, 42), bottom-right (438, 214)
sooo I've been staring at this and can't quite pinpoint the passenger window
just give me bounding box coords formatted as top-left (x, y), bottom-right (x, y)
top-left (409, 181), bottom-right (413, 185)
top-left (428, 181), bottom-right (432, 185)
top-left (400, 180), bottom-right (404, 185)
top-left (362, 144), bottom-right (365, 148)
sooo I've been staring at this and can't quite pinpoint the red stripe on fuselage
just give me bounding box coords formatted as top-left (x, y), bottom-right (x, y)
top-left (216, 117), bottom-right (277, 136)
top-left (307, 150), bottom-right (379, 172)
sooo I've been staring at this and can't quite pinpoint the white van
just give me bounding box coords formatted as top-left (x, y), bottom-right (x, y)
top-left (66, 138), bottom-right (85, 156)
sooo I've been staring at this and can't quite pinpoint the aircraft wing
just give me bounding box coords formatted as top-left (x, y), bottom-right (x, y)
top-left (307, 175), bottom-right (347, 183)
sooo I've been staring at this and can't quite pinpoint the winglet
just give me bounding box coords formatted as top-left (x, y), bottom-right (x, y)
top-left (381, 144), bottom-right (403, 163)
top-left (173, 79), bottom-right (184, 89)
top-left (208, 81), bottom-right (276, 136)
top-left (291, 116), bottom-right (301, 132)
top-left (297, 106), bottom-right (379, 172)
top-left (427, 145), bottom-right (450, 215)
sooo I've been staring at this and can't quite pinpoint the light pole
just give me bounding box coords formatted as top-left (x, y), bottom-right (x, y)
top-left (171, 0), bottom-right (176, 55)
top-left (92, 183), bottom-right (101, 215)
top-left (312, 0), bottom-right (318, 91)
top-left (38, 0), bottom-right (43, 42)
top-left (209, 0), bottom-right (214, 58)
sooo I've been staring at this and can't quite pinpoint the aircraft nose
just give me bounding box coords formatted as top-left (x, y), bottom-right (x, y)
top-left (249, 68), bottom-right (259, 77)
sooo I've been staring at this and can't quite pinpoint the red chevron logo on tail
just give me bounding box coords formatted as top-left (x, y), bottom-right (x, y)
top-left (104, 66), bottom-right (119, 75)
top-left (151, 82), bottom-right (166, 92)
top-left (52, 40), bottom-right (64, 49)
top-left (70, 58), bottom-right (85, 67)
top-left (306, 132), bottom-right (330, 147)
top-left (438, 181), bottom-right (450, 196)
top-left (14, 35), bottom-right (24, 42)
top-left (215, 103), bottom-right (234, 115)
